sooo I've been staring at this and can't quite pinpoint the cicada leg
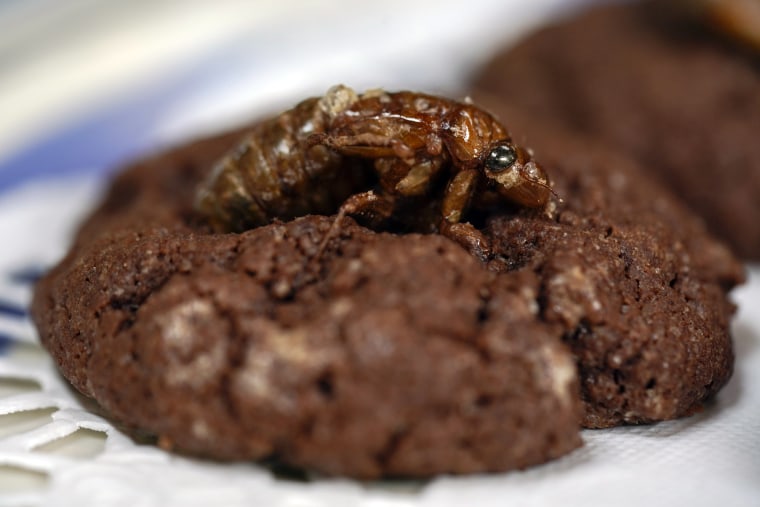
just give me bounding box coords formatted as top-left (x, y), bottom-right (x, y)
top-left (438, 221), bottom-right (491, 262)
top-left (315, 190), bottom-right (396, 259)
top-left (439, 168), bottom-right (491, 261)
top-left (394, 157), bottom-right (444, 197)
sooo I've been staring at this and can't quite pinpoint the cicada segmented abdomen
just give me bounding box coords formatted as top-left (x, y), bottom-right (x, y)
top-left (195, 86), bottom-right (373, 232)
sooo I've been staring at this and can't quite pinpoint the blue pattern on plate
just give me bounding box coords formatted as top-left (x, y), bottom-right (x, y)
top-left (0, 299), bottom-right (26, 319)
top-left (0, 38), bottom-right (256, 197)
top-left (0, 331), bottom-right (15, 355)
top-left (0, 264), bottom-right (45, 356)
top-left (0, 79), bottom-right (183, 196)
top-left (8, 266), bottom-right (45, 285)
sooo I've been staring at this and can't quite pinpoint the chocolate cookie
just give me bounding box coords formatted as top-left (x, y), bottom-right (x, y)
top-left (472, 0), bottom-right (760, 259)
top-left (31, 130), bottom-right (583, 479)
top-left (477, 98), bottom-right (743, 427)
top-left (32, 95), bottom-right (743, 477)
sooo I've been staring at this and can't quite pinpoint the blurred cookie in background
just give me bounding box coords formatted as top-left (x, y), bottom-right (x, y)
top-left (472, 0), bottom-right (760, 259)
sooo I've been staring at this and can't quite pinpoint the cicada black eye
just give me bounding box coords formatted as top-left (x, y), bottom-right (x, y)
top-left (485, 144), bottom-right (518, 173)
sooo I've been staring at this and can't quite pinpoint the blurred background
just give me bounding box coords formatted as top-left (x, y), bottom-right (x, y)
top-left (0, 0), bottom-right (606, 196)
